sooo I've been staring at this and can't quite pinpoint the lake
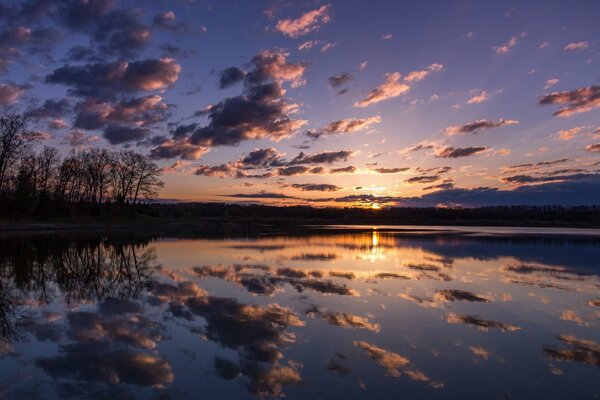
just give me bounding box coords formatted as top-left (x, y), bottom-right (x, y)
top-left (0, 226), bottom-right (599, 399)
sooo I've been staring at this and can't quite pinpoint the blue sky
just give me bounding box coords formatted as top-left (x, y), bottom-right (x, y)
top-left (1, 0), bottom-right (599, 206)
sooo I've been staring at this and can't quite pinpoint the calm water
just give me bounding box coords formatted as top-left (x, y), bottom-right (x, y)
top-left (0, 227), bottom-right (599, 399)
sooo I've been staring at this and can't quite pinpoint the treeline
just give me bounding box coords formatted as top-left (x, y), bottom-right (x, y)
top-left (138, 203), bottom-right (600, 228)
top-left (0, 114), bottom-right (163, 220)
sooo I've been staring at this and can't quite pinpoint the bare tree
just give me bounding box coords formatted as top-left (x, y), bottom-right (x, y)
top-left (131, 154), bottom-right (164, 205)
top-left (0, 114), bottom-right (32, 192)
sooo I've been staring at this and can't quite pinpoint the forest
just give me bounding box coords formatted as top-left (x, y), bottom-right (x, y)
top-left (0, 114), bottom-right (164, 220)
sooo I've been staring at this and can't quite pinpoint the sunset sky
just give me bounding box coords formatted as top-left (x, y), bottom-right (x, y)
top-left (1, 0), bottom-right (599, 207)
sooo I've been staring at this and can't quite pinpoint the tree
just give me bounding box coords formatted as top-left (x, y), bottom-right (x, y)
top-left (131, 154), bottom-right (164, 205)
top-left (0, 114), bottom-right (32, 193)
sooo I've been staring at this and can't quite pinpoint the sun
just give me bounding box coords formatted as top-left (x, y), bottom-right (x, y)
top-left (371, 203), bottom-right (381, 210)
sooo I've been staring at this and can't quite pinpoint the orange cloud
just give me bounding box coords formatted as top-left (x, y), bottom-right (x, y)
top-left (275, 4), bottom-right (331, 38)
top-left (564, 41), bottom-right (589, 51)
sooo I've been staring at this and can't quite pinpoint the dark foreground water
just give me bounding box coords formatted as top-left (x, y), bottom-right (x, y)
top-left (0, 226), bottom-right (599, 399)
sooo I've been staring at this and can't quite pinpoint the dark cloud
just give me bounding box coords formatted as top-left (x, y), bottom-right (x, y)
top-left (435, 146), bottom-right (487, 158)
top-left (586, 143), bottom-right (600, 153)
top-left (153, 50), bottom-right (307, 159)
top-left (276, 165), bottom-right (317, 176)
top-left (154, 83), bottom-right (304, 159)
top-left (58, 0), bottom-right (116, 32)
top-left (330, 166), bottom-right (356, 174)
top-left (289, 150), bottom-right (353, 165)
top-left (442, 118), bottom-right (518, 135)
top-left (103, 124), bottom-right (150, 145)
top-left (405, 175), bottom-right (440, 184)
top-left (291, 183), bottom-right (340, 192)
top-left (544, 335), bottom-right (600, 367)
top-left (326, 359), bottom-right (352, 376)
top-left (74, 96), bottom-right (170, 130)
top-left (46, 59), bottom-right (181, 98)
top-left (240, 148), bottom-right (285, 168)
top-left (447, 313), bottom-right (521, 332)
top-left (539, 86), bottom-right (600, 117)
top-left (374, 167), bottom-right (410, 174)
top-left (225, 192), bottom-right (297, 199)
top-left (0, 25), bottom-right (62, 59)
top-left (92, 8), bottom-right (152, 58)
top-left (26, 98), bottom-right (71, 120)
top-left (435, 289), bottom-right (489, 303)
top-left (397, 175), bottom-right (600, 206)
top-left (327, 72), bottom-right (353, 88)
top-left (423, 182), bottom-right (454, 191)
top-left (219, 67), bottom-right (246, 89)
top-left (36, 344), bottom-right (174, 388)
top-left (502, 172), bottom-right (598, 185)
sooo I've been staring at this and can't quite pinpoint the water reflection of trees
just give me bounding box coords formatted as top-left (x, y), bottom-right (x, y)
top-left (0, 234), bottom-right (159, 338)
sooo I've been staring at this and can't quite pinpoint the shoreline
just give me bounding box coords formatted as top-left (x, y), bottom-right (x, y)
top-left (2, 217), bottom-right (600, 233)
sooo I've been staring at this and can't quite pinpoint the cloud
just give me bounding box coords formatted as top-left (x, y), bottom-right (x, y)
top-left (0, 25), bottom-right (62, 59)
top-left (373, 167), bottom-right (410, 174)
top-left (330, 166), bottom-right (356, 174)
top-left (151, 139), bottom-right (209, 160)
top-left (156, 51), bottom-right (308, 159)
top-left (405, 175), bottom-right (440, 184)
top-left (74, 95), bottom-right (170, 130)
top-left (441, 119), bottom-right (518, 136)
top-left (275, 4), bottom-right (331, 38)
top-left (435, 146), bottom-right (488, 158)
top-left (395, 174), bottom-right (600, 207)
top-left (277, 165), bottom-right (324, 176)
top-left (153, 11), bottom-right (186, 32)
top-left (191, 83), bottom-right (306, 146)
top-left (226, 192), bottom-right (297, 199)
top-left (48, 118), bottom-right (68, 129)
top-left (447, 313), bottom-right (521, 332)
top-left (46, 58), bottom-right (181, 98)
top-left (289, 150), bottom-right (354, 165)
top-left (26, 98), bottom-right (71, 119)
top-left (194, 148), bottom-right (350, 178)
top-left (90, 8), bottom-right (152, 58)
top-left (586, 143), bottom-right (600, 153)
top-left (306, 116), bottom-right (381, 139)
top-left (240, 147), bottom-right (286, 168)
top-left (63, 130), bottom-right (99, 148)
top-left (245, 50), bottom-right (308, 87)
top-left (354, 64), bottom-right (442, 107)
top-left (539, 86), bottom-right (600, 117)
top-left (564, 41), bottom-right (589, 51)
top-left (57, 0), bottom-right (115, 31)
top-left (103, 124), bottom-right (150, 144)
top-left (291, 183), bottom-right (340, 192)
top-left (354, 72), bottom-right (409, 107)
top-left (544, 79), bottom-right (559, 89)
top-left (493, 36), bottom-right (517, 54)
top-left (467, 90), bottom-right (489, 104)
top-left (26, 130), bottom-right (53, 140)
top-left (555, 126), bottom-right (586, 140)
top-left (399, 141), bottom-right (438, 154)
top-left (327, 72), bottom-right (353, 88)
top-left (219, 67), bottom-right (246, 89)
top-left (0, 83), bottom-right (27, 105)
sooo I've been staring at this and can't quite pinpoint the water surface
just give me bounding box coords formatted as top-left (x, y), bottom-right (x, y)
top-left (0, 227), bottom-right (599, 399)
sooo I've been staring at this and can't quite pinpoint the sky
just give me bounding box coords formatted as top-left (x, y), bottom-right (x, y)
top-left (0, 0), bottom-right (599, 208)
